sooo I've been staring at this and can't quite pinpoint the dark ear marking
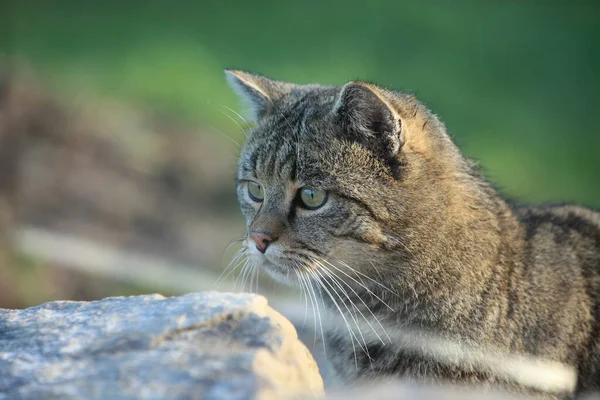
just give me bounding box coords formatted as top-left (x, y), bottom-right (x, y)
top-left (333, 81), bottom-right (404, 155)
top-left (225, 69), bottom-right (293, 122)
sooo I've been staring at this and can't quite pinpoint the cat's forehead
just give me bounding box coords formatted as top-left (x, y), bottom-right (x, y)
top-left (240, 118), bottom-right (333, 184)
top-left (238, 86), bottom-right (386, 189)
top-left (260, 87), bottom-right (339, 136)
top-left (240, 91), bottom-right (336, 166)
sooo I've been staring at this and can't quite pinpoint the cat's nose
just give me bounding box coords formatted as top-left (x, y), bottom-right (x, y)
top-left (249, 231), bottom-right (275, 254)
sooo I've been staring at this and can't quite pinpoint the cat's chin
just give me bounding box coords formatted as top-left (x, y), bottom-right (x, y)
top-left (256, 258), bottom-right (301, 287)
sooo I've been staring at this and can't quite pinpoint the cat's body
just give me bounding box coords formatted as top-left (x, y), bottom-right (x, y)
top-left (327, 203), bottom-right (600, 394)
top-left (225, 70), bottom-right (600, 397)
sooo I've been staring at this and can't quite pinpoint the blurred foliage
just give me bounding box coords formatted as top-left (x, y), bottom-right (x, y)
top-left (3, 1), bottom-right (599, 204)
top-left (1, 251), bottom-right (161, 309)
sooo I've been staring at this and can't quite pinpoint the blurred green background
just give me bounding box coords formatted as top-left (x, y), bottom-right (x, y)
top-left (1, 0), bottom-right (599, 307)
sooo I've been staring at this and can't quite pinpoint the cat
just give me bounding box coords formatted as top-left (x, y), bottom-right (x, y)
top-left (225, 69), bottom-right (600, 398)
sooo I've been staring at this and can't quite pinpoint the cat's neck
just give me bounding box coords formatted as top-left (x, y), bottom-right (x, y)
top-left (347, 156), bottom-right (524, 335)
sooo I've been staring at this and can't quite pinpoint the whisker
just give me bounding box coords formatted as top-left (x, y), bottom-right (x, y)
top-left (293, 269), bottom-right (310, 330)
top-left (235, 261), bottom-right (247, 291)
top-left (217, 108), bottom-right (248, 137)
top-left (313, 264), bottom-right (373, 363)
top-left (307, 268), bottom-right (361, 367)
top-left (301, 281), bottom-right (309, 330)
top-left (318, 258), bottom-right (390, 345)
top-left (300, 266), bottom-right (327, 355)
top-left (278, 111), bottom-right (294, 131)
top-left (333, 256), bottom-right (399, 296)
top-left (227, 246), bottom-right (246, 267)
top-left (310, 276), bottom-right (328, 358)
top-left (233, 259), bottom-right (246, 290)
top-left (254, 264), bottom-right (260, 293)
top-left (244, 260), bottom-right (256, 292)
top-left (220, 105), bottom-right (250, 129)
top-left (237, 259), bottom-right (253, 291)
top-left (389, 235), bottom-right (417, 259)
top-left (216, 258), bottom-right (245, 286)
top-left (301, 271), bottom-right (319, 349)
top-left (367, 260), bottom-right (386, 283)
top-left (223, 236), bottom-right (245, 255)
top-left (248, 263), bottom-right (255, 293)
top-left (216, 248), bottom-right (247, 285)
top-left (204, 100), bottom-right (246, 147)
top-left (321, 257), bottom-right (396, 311)
top-left (209, 126), bottom-right (241, 148)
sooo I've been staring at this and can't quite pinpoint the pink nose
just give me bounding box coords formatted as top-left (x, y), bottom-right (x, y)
top-left (249, 232), bottom-right (274, 254)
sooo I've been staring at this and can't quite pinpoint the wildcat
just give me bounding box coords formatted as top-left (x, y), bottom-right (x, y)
top-left (225, 69), bottom-right (600, 397)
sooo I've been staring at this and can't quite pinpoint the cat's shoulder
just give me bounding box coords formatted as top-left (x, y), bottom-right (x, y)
top-left (515, 203), bottom-right (600, 242)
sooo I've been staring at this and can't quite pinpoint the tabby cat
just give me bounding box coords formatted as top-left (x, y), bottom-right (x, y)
top-left (225, 69), bottom-right (600, 397)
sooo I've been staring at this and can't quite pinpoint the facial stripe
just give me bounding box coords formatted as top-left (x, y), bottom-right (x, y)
top-left (335, 192), bottom-right (383, 224)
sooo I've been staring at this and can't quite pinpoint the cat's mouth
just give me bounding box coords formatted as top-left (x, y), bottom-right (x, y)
top-left (261, 254), bottom-right (310, 285)
top-left (257, 258), bottom-right (298, 285)
top-left (246, 244), bottom-right (312, 286)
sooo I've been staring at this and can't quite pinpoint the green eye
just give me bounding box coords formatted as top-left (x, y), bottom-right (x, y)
top-left (300, 187), bottom-right (328, 210)
top-left (247, 181), bottom-right (264, 202)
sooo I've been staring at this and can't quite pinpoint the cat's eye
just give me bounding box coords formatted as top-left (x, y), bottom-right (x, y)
top-left (247, 181), bottom-right (264, 202)
top-left (299, 187), bottom-right (328, 210)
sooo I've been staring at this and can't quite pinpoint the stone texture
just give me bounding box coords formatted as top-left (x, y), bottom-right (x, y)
top-left (0, 292), bottom-right (324, 400)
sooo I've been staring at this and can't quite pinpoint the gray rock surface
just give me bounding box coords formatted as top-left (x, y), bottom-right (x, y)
top-left (0, 292), bottom-right (324, 400)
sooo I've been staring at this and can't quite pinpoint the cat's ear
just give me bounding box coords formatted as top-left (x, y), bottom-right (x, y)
top-left (225, 69), bottom-right (292, 122)
top-left (333, 81), bottom-right (404, 155)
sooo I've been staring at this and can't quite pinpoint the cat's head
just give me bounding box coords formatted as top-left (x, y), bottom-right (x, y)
top-left (226, 70), bottom-right (473, 288)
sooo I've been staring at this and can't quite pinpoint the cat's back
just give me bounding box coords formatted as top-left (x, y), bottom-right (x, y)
top-left (514, 203), bottom-right (600, 299)
top-left (517, 204), bottom-right (600, 259)
top-left (514, 204), bottom-right (600, 391)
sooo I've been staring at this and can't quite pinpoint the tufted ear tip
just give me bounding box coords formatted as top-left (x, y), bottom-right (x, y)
top-left (224, 68), bottom-right (239, 82)
top-left (225, 69), bottom-right (299, 123)
top-left (225, 69), bottom-right (273, 122)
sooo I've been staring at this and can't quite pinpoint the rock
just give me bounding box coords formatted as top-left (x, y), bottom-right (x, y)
top-left (0, 292), bottom-right (324, 399)
top-left (274, 301), bottom-right (339, 390)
